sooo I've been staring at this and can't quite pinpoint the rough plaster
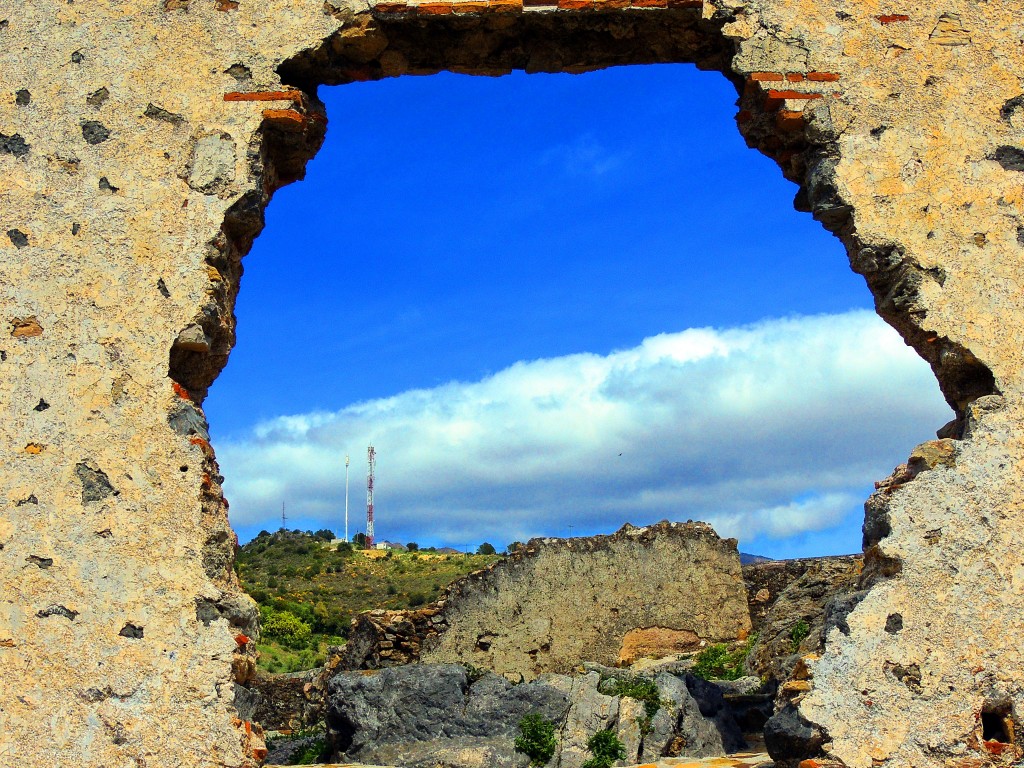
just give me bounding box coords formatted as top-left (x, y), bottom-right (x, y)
top-left (1, 0), bottom-right (1022, 765)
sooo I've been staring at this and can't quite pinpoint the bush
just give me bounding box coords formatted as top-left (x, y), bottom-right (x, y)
top-left (260, 607), bottom-right (312, 649)
top-left (514, 713), bottom-right (557, 766)
top-left (790, 620), bottom-right (810, 651)
top-left (408, 592), bottom-right (428, 607)
top-left (691, 636), bottom-right (755, 681)
top-left (582, 729), bottom-right (626, 768)
top-left (603, 676), bottom-right (661, 719)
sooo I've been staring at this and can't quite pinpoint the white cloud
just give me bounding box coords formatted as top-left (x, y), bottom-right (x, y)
top-left (218, 311), bottom-right (951, 552)
top-left (539, 134), bottom-right (631, 178)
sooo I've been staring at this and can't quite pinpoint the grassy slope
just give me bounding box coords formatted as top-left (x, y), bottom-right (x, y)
top-left (235, 531), bottom-right (502, 672)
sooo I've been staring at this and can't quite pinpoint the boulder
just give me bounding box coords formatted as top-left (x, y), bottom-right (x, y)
top-left (324, 663), bottom-right (748, 768)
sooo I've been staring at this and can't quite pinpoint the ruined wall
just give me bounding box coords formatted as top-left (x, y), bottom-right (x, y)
top-left (343, 522), bottom-right (751, 678)
top-left (2, 0), bottom-right (1023, 765)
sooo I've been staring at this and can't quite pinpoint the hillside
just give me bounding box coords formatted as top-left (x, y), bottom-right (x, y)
top-left (235, 530), bottom-right (502, 672)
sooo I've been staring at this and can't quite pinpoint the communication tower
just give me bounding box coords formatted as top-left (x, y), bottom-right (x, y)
top-left (366, 445), bottom-right (375, 550)
top-left (344, 454), bottom-right (350, 542)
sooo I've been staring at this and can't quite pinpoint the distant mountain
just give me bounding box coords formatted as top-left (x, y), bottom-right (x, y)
top-left (739, 552), bottom-right (773, 565)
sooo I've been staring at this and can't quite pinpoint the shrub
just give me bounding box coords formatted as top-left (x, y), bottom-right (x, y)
top-left (514, 713), bottom-right (557, 766)
top-left (260, 607), bottom-right (312, 649)
top-left (408, 592), bottom-right (428, 607)
top-left (790, 620), bottom-right (811, 651)
top-left (603, 676), bottom-right (661, 719)
top-left (691, 635), bottom-right (756, 681)
top-left (386, 582), bottom-right (398, 596)
top-left (581, 729), bottom-right (626, 768)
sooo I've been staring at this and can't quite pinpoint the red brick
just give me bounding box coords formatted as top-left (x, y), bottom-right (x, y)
top-left (172, 381), bottom-right (191, 400)
top-left (489, 0), bottom-right (521, 12)
top-left (451, 1), bottom-right (487, 12)
top-left (262, 109), bottom-right (306, 126)
top-left (786, 73), bottom-right (805, 82)
top-left (877, 13), bottom-right (909, 23)
top-left (631, 0), bottom-right (668, 7)
top-left (214, 0), bottom-right (238, 9)
top-left (224, 90), bottom-right (303, 102)
top-left (558, 0), bottom-right (592, 8)
top-left (749, 72), bottom-right (784, 82)
top-left (417, 2), bottom-right (454, 11)
top-left (776, 110), bottom-right (805, 131)
top-left (594, 0), bottom-right (630, 8)
top-left (766, 90), bottom-right (824, 100)
top-left (807, 71), bottom-right (840, 82)
top-left (373, 1), bottom-right (412, 11)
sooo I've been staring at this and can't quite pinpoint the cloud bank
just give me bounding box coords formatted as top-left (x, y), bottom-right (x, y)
top-left (219, 310), bottom-right (951, 554)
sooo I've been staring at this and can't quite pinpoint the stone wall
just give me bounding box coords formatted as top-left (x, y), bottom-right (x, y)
top-left (3, 0), bottom-right (1024, 765)
top-left (343, 521), bottom-right (751, 678)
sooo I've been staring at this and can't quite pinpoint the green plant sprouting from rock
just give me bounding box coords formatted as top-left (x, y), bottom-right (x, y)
top-left (691, 634), bottom-right (757, 681)
top-left (514, 713), bottom-right (558, 766)
top-left (790, 620), bottom-right (811, 651)
top-left (582, 728), bottom-right (627, 768)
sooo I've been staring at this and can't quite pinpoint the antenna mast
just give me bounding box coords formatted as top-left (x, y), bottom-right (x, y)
top-left (280, 501), bottom-right (287, 532)
top-left (344, 454), bottom-right (350, 543)
top-left (366, 445), bottom-right (375, 550)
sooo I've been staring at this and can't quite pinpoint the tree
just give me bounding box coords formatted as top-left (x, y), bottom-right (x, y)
top-left (406, 542), bottom-right (419, 552)
top-left (506, 541), bottom-right (524, 554)
top-left (313, 528), bottom-right (336, 541)
top-left (353, 532), bottom-right (367, 549)
top-left (260, 606), bottom-right (312, 649)
top-left (477, 542), bottom-right (496, 555)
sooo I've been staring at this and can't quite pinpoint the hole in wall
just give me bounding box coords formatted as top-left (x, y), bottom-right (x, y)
top-left (981, 700), bottom-right (1017, 744)
top-left (203, 63), bottom-right (953, 560)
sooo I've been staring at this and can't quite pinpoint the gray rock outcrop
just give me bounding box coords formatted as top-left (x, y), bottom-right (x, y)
top-left (324, 663), bottom-right (743, 767)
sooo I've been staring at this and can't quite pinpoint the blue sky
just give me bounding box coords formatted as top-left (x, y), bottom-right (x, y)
top-left (206, 63), bottom-right (951, 557)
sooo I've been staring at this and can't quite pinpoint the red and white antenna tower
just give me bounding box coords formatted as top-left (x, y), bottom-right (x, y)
top-left (366, 445), bottom-right (375, 550)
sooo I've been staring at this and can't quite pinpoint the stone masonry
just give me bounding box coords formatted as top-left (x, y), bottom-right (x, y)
top-left (2, 1), bottom-right (1023, 766)
top-left (343, 522), bottom-right (752, 678)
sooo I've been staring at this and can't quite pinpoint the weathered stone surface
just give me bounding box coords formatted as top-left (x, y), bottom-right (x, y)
top-left (742, 556), bottom-right (863, 682)
top-left (4, 0), bottom-right (1024, 765)
top-left (427, 522), bottom-right (749, 678)
top-left (343, 523), bottom-right (749, 678)
top-left (325, 663), bottom-right (739, 766)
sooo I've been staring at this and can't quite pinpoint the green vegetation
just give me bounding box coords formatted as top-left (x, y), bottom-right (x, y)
top-left (514, 713), bottom-right (558, 767)
top-left (600, 675), bottom-right (662, 735)
top-left (235, 529), bottom-right (502, 672)
top-left (581, 729), bottom-right (626, 768)
top-left (790, 619), bottom-right (811, 651)
top-left (691, 634), bottom-right (757, 681)
top-left (601, 676), bottom-right (661, 719)
top-left (266, 728), bottom-right (328, 765)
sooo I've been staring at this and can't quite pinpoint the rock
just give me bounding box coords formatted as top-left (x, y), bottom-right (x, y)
top-left (682, 674), bottom-right (747, 754)
top-left (714, 676), bottom-right (764, 696)
top-left (325, 664), bottom-right (571, 764)
top-left (742, 556), bottom-right (863, 682)
top-left (323, 663), bottom-right (747, 768)
top-left (764, 704), bottom-right (827, 767)
top-left (187, 132), bottom-right (236, 194)
top-left (649, 673), bottom-right (727, 759)
top-left (174, 323), bottom-right (211, 352)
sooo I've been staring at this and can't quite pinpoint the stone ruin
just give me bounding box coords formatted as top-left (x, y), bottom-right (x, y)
top-left (342, 522), bottom-right (752, 678)
top-left (2, 0), bottom-right (1023, 766)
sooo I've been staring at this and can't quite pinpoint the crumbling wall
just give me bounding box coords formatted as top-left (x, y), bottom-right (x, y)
top-left (2, 0), bottom-right (1023, 765)
top-left (342, 522), bottom-right (751, 678)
